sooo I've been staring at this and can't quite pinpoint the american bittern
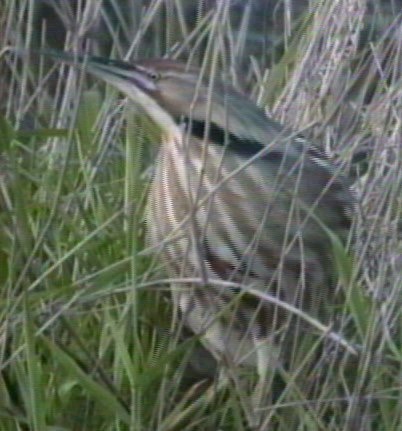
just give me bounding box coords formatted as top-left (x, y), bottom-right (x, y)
top-left (31, 50), bottom-right (354, 373)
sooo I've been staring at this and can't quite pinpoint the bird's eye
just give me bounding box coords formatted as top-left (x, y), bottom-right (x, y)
top-left (148, 71), bottom-right (160, 81)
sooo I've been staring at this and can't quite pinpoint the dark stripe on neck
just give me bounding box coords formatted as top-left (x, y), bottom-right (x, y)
top-left (181, 117), bottom-right (283, 162)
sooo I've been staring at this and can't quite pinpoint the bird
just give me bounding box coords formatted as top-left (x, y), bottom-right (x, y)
top-left (27, 49), bottom-right (354, 374)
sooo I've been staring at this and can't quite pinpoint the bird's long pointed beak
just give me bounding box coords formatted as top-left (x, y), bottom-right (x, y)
top-left (9, 47), bottom-right (180, 135)
top-left (13, 48), bottom-right (157, 94)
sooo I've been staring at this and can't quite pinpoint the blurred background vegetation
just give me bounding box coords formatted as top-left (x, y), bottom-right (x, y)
top-left (0, 0), bottom-right (402, 429)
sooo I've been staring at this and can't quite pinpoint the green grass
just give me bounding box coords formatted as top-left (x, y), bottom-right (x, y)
top-left (1, 0), bottom-right (402, 429)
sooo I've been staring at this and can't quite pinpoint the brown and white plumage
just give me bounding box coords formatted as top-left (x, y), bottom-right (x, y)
top-left (35, 51), bottom-right (354, 370)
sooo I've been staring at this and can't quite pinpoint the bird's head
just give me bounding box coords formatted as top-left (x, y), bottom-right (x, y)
top-left (36, 51), bottom-right (220, 132)
top-left (31, 50), bottom-right (276, 143)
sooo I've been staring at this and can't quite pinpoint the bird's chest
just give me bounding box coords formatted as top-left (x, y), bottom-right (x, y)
top-left (145, 136), bottom-right (290, 258)
top-left (148, 138), bottom-right (245, 220)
